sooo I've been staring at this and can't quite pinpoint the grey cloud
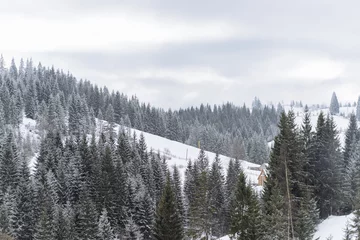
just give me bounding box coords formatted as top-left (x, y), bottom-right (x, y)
top-left (3, 0), bottom-right (360, 108)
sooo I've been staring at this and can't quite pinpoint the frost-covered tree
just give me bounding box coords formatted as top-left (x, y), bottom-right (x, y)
top-left (97, 208), bottom-right (114, 240)
top-left (153, 174), bottom-right (183, 240)
top-left (330, 92), bottom-right (340, 115)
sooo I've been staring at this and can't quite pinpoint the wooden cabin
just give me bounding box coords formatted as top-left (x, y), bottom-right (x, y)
top-left (257, 168), bottom-right (267, 186)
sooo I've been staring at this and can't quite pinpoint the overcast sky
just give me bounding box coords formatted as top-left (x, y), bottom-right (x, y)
top-left (1, 0), bottom-right (360, 109)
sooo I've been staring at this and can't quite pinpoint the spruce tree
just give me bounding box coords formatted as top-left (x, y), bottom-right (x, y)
top-left (172, 165), bottom-right (185, 223)
top-left (75, 190), bottom-right (98, 240)
top-left (330, 92), bottom-right (340, 115)
top-left (357, 96), bottom-right (360, 121)
top-left (353, 192), bottom-right (360, 239)
top-left (153, 174), bottom-right (183, 240)
top-left (344, 114), bottom-right (358, 171)
top-left (33, 199), bottom-right (54, 240)
top-left (208, 153), bottom-right (226, 237)
top-left (97, 208), bottom-right (115, 240)
top-left (13, 159), bottom-right (34, 240)
top-left (230, 171), bottom-right (261, 240)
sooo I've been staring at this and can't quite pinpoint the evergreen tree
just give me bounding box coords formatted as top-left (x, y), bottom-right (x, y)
top-left (208, 153), bottom-right (226, 237)
top-left (172, 165), bottom-right (185, 224)
top-left (357, 96), bottom-right (360, 121)
top-left (344, 114), bottom-right (358, 171)
top-left (97, 208), bottom-right (115, 240)
top-left (230, 171), bottom-right (261, 240)
top-left (33, 199), bottom-right (54, 240)
top-left (75, 189), bottom-right (98, 240)
top-left (262, 184), bottom-right (288, 239)
top-left (330, 92), bottom-right (340, 115)
top-left (343, 221), bottom-right (352, 240)
top-left (0, 133), bottom-right (19, 194)
top-left (13, 159), bottom-right (34, 240)
top-left (153, 174), bottom-right (183, 240)
top-left (352, 193), bottom-right (360, 239)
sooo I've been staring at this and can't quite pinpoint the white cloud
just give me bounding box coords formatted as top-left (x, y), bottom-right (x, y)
top-left (183, 91), bottom-right (199, 101)
top-left (284, 58), bottom-right (345, 80)
top-left (136, 67), bottom-right (235, 85)
top-left (241, 50), bottom-right (346, 85)
top-left (0, 9), bottom-right (247, 53)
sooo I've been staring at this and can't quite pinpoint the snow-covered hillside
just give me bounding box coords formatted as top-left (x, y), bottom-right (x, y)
top-left (26, 116), bottom-right (261, 186)
top-left (218, 213), bottom-right (355, 240)
top-left (284, 105), bottom-right (355, 146)
top-left (313, 213), bottom-right (354, 240)
top-left (111, 123), bottom-right (262, 186)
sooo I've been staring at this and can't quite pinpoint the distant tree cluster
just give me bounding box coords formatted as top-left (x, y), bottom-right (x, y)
top-left (0, 56), bottom-right (274, 164)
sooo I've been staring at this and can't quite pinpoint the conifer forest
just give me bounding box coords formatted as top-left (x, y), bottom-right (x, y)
top-left (1, 56), bottom-right (360, 240)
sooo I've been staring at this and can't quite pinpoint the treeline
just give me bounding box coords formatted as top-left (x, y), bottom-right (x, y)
top-left (4, 106), bottom-right (355, 240)
top-left (0, 56), bottom-right (274, 164)
top-left (0, 122), bottom-right (263, 240)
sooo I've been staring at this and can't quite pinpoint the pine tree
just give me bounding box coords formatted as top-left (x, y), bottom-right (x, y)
top-left (105, 104), bottom-right (115, 140)
top-left (262, 110), bottom-right (316, 239)
top-left (230, 171), bottom-right (261, 240)
top-left (330, 92), bottom-right (340, 115)
top-left (153, 174), bottom-right (183, 240)
top-left (172, 165), bottom-right (185, 224)
top-left (262, 184), bottom-right (288, 239)
top-left (152, 153), bottom-right (165, 205)
top-left (97, 208), bottom-right (115, 240)
top-left (12, 159), bottom-right (34, 240)
top-left (343, 221), bottom-right (352, 240)
top-left (353, 192), bottom-right (360, 239)
top-left (25, 80), bottom-right (37, 119)
top-left (344, 114), bottom-right (358, 171)
top-left (33, 199), bottom-right (54, 240)
top-left (357, 96), bottom-right (360, 121)
top-left (208, 153), bottom-right (226, 237)
top-left (137, 192), bottom-right (154, 239)
top-left (75, 189), bottom-right (98, 240)
top-left (0, 133), bottom-right (19, 194)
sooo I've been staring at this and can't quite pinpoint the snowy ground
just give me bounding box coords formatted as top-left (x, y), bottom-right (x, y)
top-left (19, 116), bottom-right (41, 171)
top-left (111, 123), bottom-right (261, 186)
top-left (313, 213), bottom-right (354, 240)
top-left (217, 213), bottom-right (355, 240)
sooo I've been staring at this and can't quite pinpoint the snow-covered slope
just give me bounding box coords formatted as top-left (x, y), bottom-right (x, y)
top-left (19, 116), bottom-right (41, 171)
top-left (218, 213), bottom-right (354, 240)
top-left (112, 123), bottom-right (261, 186)
top-left (313, 213), bottom-right (354, 240)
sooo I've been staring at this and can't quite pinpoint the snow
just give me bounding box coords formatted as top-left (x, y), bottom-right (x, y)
top-left (20, 116), bottom-right (40, 171)
top-left (29, 153), bottom-right (39, 174)
top-left (217, 213), bottom-right (355, 240)
top-left (313, 213), bottom-right (354, 240)
top-left (85, 119), bottom-right (262, 187)
top-left (117, 124), bottom-right (262, 186)
top-left (217, 235), bottom-right (231, 240)
top-left (284, 105), bottom-right (355, 147)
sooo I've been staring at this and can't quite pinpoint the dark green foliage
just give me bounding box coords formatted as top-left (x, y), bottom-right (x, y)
top-left (153, 174), bottom-right (183, 240)
top-left (208, 153), bottom-right (226, 237)
top-left (230, 171), bottom-right (261, 240)
top-left (75, 190), bottom-right (98, 240)
top-left (263, 111), bottom-right (318, 240)
top-left (172, 165), bottom-right (185, 223)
